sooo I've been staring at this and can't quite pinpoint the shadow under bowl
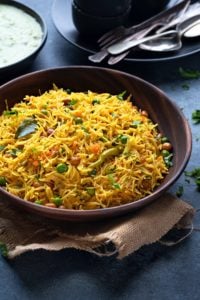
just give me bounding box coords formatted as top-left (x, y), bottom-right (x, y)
top-left (0, 0), bottom-right (47, 76)
top-left (0, 66), bottom-right (192, 222)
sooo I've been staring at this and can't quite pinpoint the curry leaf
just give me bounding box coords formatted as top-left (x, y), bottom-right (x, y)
top-left (15, 118), bottom-right (38, 139)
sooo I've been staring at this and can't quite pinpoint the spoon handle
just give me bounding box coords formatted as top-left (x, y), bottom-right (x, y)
top-left (107, 30), bottom-right (177, 55)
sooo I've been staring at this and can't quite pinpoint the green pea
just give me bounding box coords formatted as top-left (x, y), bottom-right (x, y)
top-left (0, 177), bottom-right (6, 186)
top-left (53, 196), bottom-right (63, 207)
top-left (161, 136), bottom-right (169, 143)
top-left (120, 135), bottom-right (128, 144)
top-left (162, 150), bottom-right (170, 157)
top-left (35, 200), bottom-right (43, 205)
top-left (56, 163), bottom-right (69, 173)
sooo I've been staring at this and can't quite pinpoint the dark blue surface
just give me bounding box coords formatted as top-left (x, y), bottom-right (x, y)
top-left (0, 1), bottom-right (200, 299)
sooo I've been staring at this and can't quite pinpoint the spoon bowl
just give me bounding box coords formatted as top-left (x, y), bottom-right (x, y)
top-left (139, 14), bottom-right (200, 52)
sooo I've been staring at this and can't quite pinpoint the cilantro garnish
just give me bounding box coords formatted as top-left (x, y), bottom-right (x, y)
top-left (192, 110), bottom-right (200, 124)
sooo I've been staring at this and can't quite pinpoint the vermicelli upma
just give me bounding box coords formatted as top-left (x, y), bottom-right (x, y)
top-left (0, 87), bottom-right (173, 209)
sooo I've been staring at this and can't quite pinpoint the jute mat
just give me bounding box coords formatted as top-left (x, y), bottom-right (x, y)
top-left (0, 193), bottom-right (194, 259)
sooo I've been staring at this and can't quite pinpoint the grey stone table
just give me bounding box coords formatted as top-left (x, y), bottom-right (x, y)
top-left (0, 1), bottom-right (200, 299)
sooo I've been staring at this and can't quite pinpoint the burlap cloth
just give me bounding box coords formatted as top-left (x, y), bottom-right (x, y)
top-left (0, 193), bottom-right (195, 259)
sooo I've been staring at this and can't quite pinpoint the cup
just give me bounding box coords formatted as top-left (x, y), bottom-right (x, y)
top-left (72, 0), bottom-right (132, 36)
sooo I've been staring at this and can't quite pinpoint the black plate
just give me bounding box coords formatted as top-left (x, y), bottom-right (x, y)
top-left (52, 0), bottom-right (200, 62)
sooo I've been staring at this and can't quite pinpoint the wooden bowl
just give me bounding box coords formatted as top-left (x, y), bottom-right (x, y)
top-left (0, 66), bottom-right (192, 222)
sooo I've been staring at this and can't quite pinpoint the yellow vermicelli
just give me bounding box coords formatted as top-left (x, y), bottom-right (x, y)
top-left (0, 88), bottom-right (170, 209)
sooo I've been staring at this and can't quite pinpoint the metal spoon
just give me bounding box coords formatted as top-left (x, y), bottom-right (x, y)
top-left (107, 14), bottom-right (200, 55)
top-left (139, 14), bottom-right (200, 52)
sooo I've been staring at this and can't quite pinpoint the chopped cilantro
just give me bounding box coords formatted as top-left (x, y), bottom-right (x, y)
top-left (131, 120), bottom-right (142, 128)
top-left (108, 174), bottom-right (121, 190)
top-left (192, 110), bottom-right (200, 124)
top-left (181, 83), bottom-right (190, 90)
top-left (3, 110), bottom-right (18, 116)
top-left (185, 168), bottom-right (200, 191)
top-left (117, 91), bottom-right (127, 100)
top-left (86, 187), bottom-right (96, 196)
top-left (68, 99), bottom-right (78, 106)
top-left (0, 145), bottom-right (5, 151)
top-left (176, 185), bottom-right (184, 197)
top-left (92, 99), bottom-right (100, 105)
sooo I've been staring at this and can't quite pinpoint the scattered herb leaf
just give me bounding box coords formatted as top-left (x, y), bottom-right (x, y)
top-left (192, 110), bottom-right (200, 124)
top-left (185, 168), bottom-right (200, 191)
top-left (179, 67), bottom-right (200, 79)
top-left (176, 185), bottom-right (184, 197)
top-left (181, 83), bottom-right (190, 90)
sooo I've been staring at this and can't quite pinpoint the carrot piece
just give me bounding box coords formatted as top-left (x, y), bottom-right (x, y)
top-left (90, 143), bottom-right (101, 154)
top-left (74, 110), bottom-right (82, 117)
top-left (33, 160), bottom-right (40, 167)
